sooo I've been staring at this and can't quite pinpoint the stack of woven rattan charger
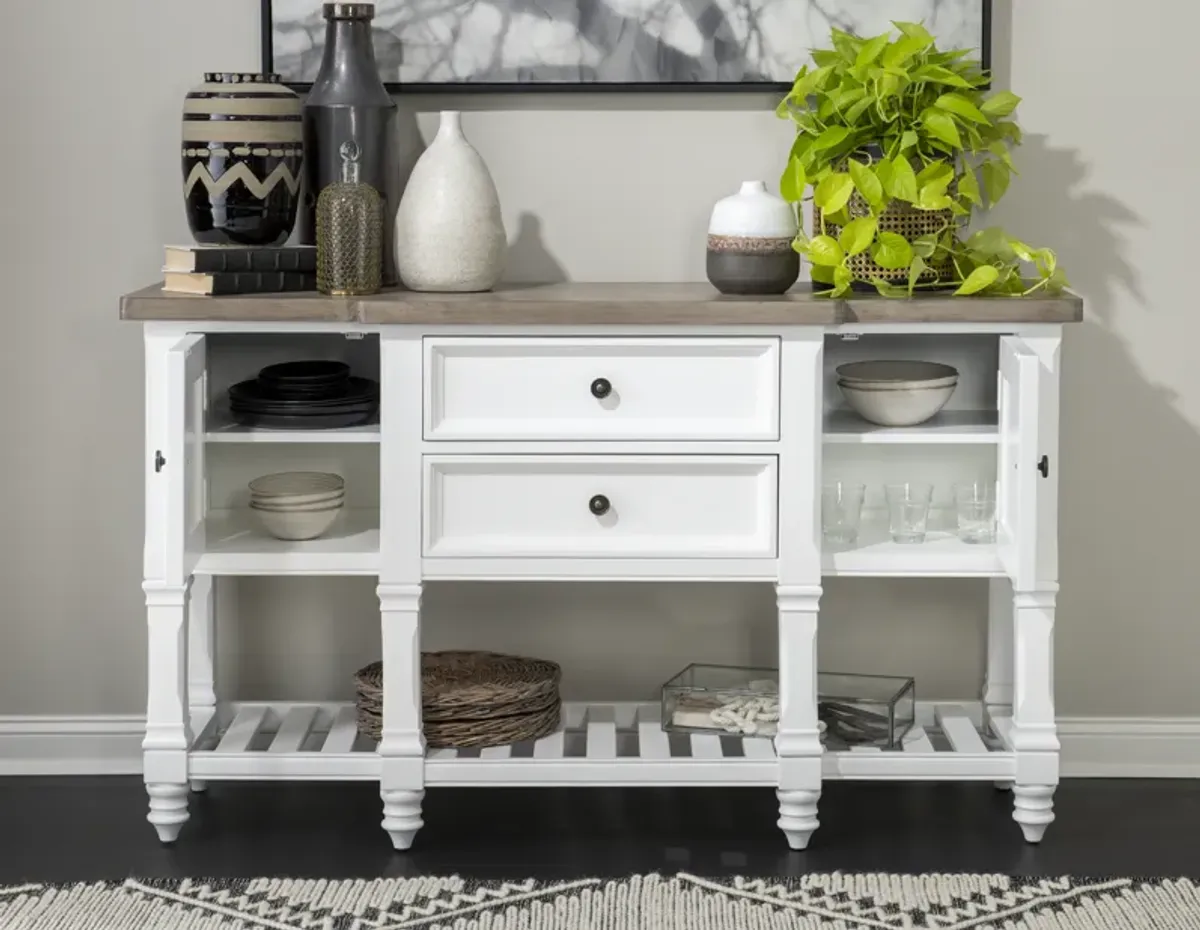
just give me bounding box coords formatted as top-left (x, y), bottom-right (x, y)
top-left (355, 651), bottom-right (562, 749)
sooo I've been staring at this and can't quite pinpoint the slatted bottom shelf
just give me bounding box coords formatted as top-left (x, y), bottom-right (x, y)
top-left (186, 701), bottom-right (1016, 784)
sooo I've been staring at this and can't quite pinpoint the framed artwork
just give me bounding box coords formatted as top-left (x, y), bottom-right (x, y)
top-left (263, 0), bottom-right (991, 92)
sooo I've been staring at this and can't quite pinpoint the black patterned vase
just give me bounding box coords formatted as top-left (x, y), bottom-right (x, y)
top-left (182, 73), bottom-right (304, 246)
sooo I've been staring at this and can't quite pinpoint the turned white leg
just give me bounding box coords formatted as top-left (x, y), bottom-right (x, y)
top-left (143, 580), bottom-right (193, 843)
top-left (187, 574), bottom-right (217, 794)
top-left (1010, 587), bottom-right (1060, 844)
top-left (983, 578), bottom-right (1014, 721)
top-left (776, 585), bottom-right (823, 850)
top-left (377, 583), bottom-right (426, 851)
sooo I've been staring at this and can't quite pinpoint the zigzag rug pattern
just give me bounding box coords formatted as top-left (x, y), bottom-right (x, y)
top-left (2, 873), bottom-right (1199, 929)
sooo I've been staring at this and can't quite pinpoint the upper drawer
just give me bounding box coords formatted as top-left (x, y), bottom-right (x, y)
top-left (423, 337), bottom-right (780, 441)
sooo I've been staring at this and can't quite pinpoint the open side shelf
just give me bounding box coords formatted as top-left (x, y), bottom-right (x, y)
top-left (823, 410), bottom-right (999, 444)
top-left (822, 526), bottom-right (1005, 577)
top-left (206, 409), bottom-right (381, 444)
top-left (186, 701), bottom-right (1015, 785)
top-left (196, 509), bottom-right (380, 575)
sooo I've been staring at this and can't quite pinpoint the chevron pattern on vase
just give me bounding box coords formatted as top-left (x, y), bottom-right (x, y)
top-left (3, 873), bottom-right (1200, 929)
top-left (184, 161), bottom-right (301, 201)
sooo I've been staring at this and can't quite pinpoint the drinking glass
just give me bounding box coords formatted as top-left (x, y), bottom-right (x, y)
top-left (955, 482), bottom-right (997, 544)
top-left (822, 483), bottom-right (866, 545)
top-left (885, 483), bottom-right (934, 544)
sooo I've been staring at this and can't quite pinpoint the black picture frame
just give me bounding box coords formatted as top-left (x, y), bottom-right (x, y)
top-left (262, 0), bottom-right (992, 94)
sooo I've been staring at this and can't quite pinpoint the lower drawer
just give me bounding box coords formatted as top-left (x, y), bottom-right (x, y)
top-left (424, 455), bottom-right (778, 559)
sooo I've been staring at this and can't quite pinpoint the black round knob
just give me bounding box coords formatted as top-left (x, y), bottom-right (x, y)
top-left (589, 494), bottom-right (611, 516)
top-left (590, 378), bottom-right (612, 399)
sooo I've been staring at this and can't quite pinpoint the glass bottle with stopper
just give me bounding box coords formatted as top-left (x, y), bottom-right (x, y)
top-left (316, 140), bottom-right (382, 296)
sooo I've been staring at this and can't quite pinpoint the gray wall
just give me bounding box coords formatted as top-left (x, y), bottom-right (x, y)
top-left (1, 2), bottom-right (1195, 717)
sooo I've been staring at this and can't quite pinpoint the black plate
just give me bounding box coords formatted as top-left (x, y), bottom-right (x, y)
top-left (229, 376), bottom-right (378, 408)
top-left (257, 360), bottom-right (351, 386)
top-left (231, 400), bottom-right (379, 417)
top-left (230, 409), bottom-right (377, 430)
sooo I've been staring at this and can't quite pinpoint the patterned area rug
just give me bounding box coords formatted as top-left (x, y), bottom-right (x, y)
top-left (3, 873), bottom-right (1199, 929)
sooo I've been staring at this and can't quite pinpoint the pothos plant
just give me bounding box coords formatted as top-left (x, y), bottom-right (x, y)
top-left (777, 21), bottom-right (1067, 298)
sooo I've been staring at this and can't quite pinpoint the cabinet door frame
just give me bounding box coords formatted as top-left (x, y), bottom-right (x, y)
top-left (998, 333), bottom-right (1061, 589)
top-left (149, 333), bottom-right (207, 585)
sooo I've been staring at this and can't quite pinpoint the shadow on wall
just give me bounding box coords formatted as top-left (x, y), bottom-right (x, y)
top-left (994, 135), bottom-right (1200, 713)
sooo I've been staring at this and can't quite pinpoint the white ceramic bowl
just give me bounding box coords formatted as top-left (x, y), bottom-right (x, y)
top-left (252, 504), bottom-right (341, 541)
top-left (248, 471), bottom-right (344, 498)
top-left (836, 360), bottom-right (959, 388)
top-left (251, 495), bottom-right (345, 513)
top-left (837, 381), bottom-right (957, 427)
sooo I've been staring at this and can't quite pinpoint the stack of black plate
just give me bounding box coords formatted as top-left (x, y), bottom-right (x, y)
top-left (228, 360), bottom-right (379, 430)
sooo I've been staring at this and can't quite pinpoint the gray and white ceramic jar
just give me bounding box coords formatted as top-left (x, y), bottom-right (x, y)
top-left (706, 181), bottom-right (800, 295)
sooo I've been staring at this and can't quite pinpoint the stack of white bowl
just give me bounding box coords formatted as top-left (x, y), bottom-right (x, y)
top-left (249, 471), bottom-right (345, 541)
top-left (836, 361), bottom-right (960, 427)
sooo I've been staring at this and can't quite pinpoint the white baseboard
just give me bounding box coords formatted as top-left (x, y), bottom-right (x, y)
top-left (1, 714), bottom-right (1199, 778)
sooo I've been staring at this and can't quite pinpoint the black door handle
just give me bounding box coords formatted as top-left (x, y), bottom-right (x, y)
top-left (1037, 455), bottom-right (1049, 478)
top-left (590, 378), bottom-right (612, 399)
top-left (589, 494), bottom-right (611, 516)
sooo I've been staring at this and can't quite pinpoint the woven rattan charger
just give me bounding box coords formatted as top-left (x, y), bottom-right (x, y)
top-left (355, 651), bottom-right (562, 749)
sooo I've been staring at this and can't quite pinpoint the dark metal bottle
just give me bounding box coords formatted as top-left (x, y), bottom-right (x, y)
top-left (301, 3), bottom-right (395, 281)
top-left (317, 141), bottom-right (383, 296)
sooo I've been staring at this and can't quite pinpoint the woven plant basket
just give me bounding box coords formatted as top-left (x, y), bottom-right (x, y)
top-left (354, 651), bottom-right (562, 749)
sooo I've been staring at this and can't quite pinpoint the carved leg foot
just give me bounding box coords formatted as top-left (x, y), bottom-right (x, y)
top-left (993, 781), bottom-right (1014, 791)
top-left (777, 788), bottom-right (820, 850)
top-left (147, 783), bottom-right (189, 844)
top-left (382, 788), bottom-right (424, 850)
top-left (190, 780), bottom-right (208, 793)
top-left (1013, 785), bottom-right (1055, 843)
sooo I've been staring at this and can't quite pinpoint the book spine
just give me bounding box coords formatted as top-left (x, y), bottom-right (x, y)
top-left (189, 248), bottom-right (317, 274)
top-left (208, 271), bottom-right (317, 295)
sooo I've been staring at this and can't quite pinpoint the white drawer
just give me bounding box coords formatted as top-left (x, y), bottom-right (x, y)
top-left (424, 337), bottom-right (780, 441)
top-left (424, 456), bottom-right (777, 559)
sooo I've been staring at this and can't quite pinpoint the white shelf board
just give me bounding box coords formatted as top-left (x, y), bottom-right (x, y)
top-left (823, 526), bottom-right (1004, 577)
top-left (206, 409), bottom-right (380, 443)
top-left (184, 701), bottom-right (1013, 784)
top-left (195, 509), bottom-right (379, 575)
top-left (823, 410), bottom-right (998, 444)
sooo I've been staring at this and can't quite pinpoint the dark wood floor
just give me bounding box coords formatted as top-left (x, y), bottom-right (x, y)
top-left (2, 777), bottom-right (1198, 883)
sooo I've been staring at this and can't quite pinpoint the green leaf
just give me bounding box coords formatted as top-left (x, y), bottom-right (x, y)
top-left (829, 85), bottom-right (867, 113)
top-left (831, 265), bottom-right (854, 296)
top-left (831, 28), bottom-right (861, 61)
top-left (873, 157), bottom-right (895, 194)
top-left (872, 278), bottom-right (910, 297)
top-left (811, 125), bottom-right (852, 151)
top-left (871, 232), bottom-right (914, 270)
top-left (847, 159), bottom-right (884, 211)
top-left (911, 233), bottom-right (940, 258)
top-left (999, 121), bottom-right (1023, 144)
top-left (907, 254), bottom-right (928, 295)
top-left (916, 189), bottom-right (953, 210)
top-left (1043, 267), bottom-right (1069, 293)
top-left (916, 161), bottom-right (954, 189)
top-left (855, 33), bottom-right (890, 67)
top-left (824, 206), bottom-right (852, 227)
top-left (981, 160), bottom-right (1011, 203)
top-left (957, 166), bottom-right (982, 206)
top-left (809, 263), bottom-right (836, 284)
top-left (899, 130), bottom-right (919, 152)
top-left (921, 109), bottom-right (962, 148)
top-left (893, 20), bottom-right (934, 43)
top-left (779, 156), bottom-right (808, 202)
top-left (948, 199), bottom-right (970, 216)
top-left (935, 92), bottom-right (988, 123)
top-left (987, 141), bottom-right (1017, 171)
top-left (811, 49), bottom-right (840, 67)
top-left (980, 90), bottom-right (1021, 118)
top-left (888, 155), bottom-right (919, 202)
top-left (882, 35), bottom-right (928, 69)
top-left (839, 216), bottom-right (878, 256)
top-left (913, 64), bottom-right (972, 87)
top-left (814, 172), bottom-right (855, 213)
top-left (954, 264), bottom-right (1001, 295)
top-left (966, 226), bottom-right (1011, 257)
top-left (844, 96), bottom-right (874, 124)
top-left (807, 235), bottom-right (845, 267)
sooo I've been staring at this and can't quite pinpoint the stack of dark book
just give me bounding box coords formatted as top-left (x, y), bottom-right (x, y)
top-left (162, 244), bottom-right (317, 295)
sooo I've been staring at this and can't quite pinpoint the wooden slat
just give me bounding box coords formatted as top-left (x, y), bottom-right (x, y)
top-left (586, 706), bottom-right (617, 759)
top-left (637, 720), bottom-right (671, 760)
top-left (936, 705), bottom-right (989, 754)
top-left (990, 715), bottom-right (1014, 751)
top-left (427, 747), bottom-right (458, 760)
top-left (269, 706), bottom-right (318, 753)
top-left (214, 706), bottom-right (268, 753)
top-left (849, 745), bottom-right (882, 753)
top-left (564, 704), bottom-right (588, 730)
top-left (533, 728), bottom-right (565, 758)
top-left (689, 734), bottom-right (724, 759)
top-left (613, 705), bottom-right (639, 730)
top-left (902, 725), bottom-right (936, 754)
top-left (321, 705), bottom-right (359, 754)
top-left (741, 737), bottom-right (776, 759)
top-left (480, 745), bottom-right (512, 760)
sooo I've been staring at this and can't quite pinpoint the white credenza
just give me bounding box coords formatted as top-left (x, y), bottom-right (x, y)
top-left (124, 283), bottom-right (1081, 850)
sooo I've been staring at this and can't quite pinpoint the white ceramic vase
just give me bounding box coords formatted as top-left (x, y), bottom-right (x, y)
top-left (705, 181), bottom-right (800, 295)
top-left (393, 111), bottom-right (506, 292)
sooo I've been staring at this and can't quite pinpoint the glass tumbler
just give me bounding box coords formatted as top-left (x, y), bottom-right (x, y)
top-left (955, 482), bottom-right (997, 544)
top-left (822, 483), bottom-right (866, 545)
top-left (885, 483), bottom-right (934, 544)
